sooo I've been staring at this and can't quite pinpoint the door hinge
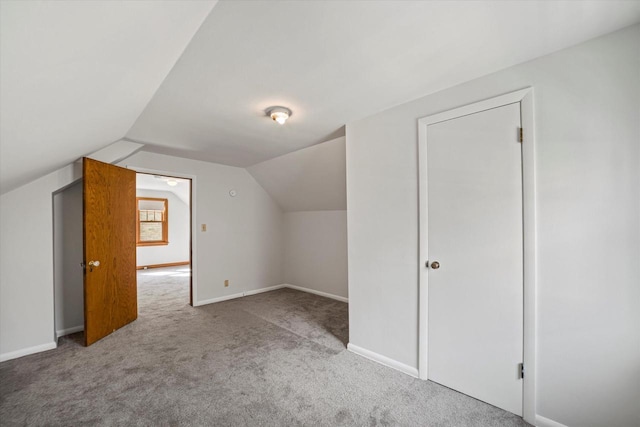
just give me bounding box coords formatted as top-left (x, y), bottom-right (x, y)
top-left (518, 127), bottom-right (524, 143)
top-left (518, 363), bottom-right (525, 379)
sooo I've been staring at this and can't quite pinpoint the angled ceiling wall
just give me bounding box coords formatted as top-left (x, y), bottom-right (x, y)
top-left (0, 0), bottom-right (216, 194)
top-left (247, 137), bottom-right (346, 212)
top-left (128, 1), bottom-right (640, 168)
top-left (2, 0), bottom-right (639, 196)
top-left (136, 173), bottom-right (190, 206)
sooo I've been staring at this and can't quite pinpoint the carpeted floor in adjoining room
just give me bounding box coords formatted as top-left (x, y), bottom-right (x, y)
top-left (0, 267), bottom-right (530, 426)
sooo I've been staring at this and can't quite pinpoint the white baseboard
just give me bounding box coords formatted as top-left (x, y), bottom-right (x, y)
top-left (4, 283), bottom-right (344, 362)
top-left (195, 291), bottom-right (246, 306)
top-left (245, 284), bottom-right (286, 297)
top-left (56, 325), bottom-right (84, 338)
top-left (347, 343), bottom-right (419, 378)
top-left (194, 284), bottom-right (285, 306)
top-left (283, 284), bottom-right (348, 303)
top-left (195, 283), bottom-right (347, 307)
top-left (0, 341), bottom-right (57, 363)
top-left (535, 415), bottom-right (568, 427)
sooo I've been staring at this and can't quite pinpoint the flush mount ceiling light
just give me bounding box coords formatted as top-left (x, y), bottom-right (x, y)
top-left (154, 175), bottom-right (179, 186)
top-left (266, 106), bottom-right (292, 125)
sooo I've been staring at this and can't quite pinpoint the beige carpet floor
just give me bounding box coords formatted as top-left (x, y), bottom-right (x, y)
top-left (0, 267), bottom-right (529, 426)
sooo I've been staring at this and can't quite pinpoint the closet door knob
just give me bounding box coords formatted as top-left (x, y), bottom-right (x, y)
top-left (87, 260), bottom-right (100, 272)
top-left (430, 261), bottom-right (440, 269)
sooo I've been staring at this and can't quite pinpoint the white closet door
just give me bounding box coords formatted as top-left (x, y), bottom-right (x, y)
top-left (427, 102), bottom-right (523, 416)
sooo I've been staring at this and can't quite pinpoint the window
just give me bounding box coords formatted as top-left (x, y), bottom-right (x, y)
top-left (137, 197), bottom-right (168, 246)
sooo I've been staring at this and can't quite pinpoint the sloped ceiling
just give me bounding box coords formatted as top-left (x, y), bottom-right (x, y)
top-left (248, 137), bottom-right (345, 212)
top-left (2, 1), bottom-right (640, 196)
top-left (136, 173), bottom-right (190, 206)
top-left (129, 0), bottom-right (640, 168)
top-left (0, 0), bottom-right (216, 194)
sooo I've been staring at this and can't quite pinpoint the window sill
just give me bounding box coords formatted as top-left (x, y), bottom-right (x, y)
top-left (137, 241), bottom-right (169, 247)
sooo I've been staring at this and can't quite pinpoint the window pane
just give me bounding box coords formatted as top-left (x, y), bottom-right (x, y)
top-left (136, 198), bottom-right (168, 245)
top-left (140, 222), bottom-right (163, 241)
top-left (138, 200), bottom-right (165, 210)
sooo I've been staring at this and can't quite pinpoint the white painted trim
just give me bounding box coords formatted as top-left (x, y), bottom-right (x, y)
top-left (125, 166), bottom-right (198, 306)
top-left (194, 285), bottom-right (286, 306)
top-left (195, 292), bottom-right (245, 306)
top-left (417, 87), bottom-right (537, 424)
top-left (347, 343), bottom-right (419, 377)
top-left (520, 88), bottom-right (537, 425)
top-left (420, 87), bottom-right (531, 126)
top-left (13, 283), bottom-right (343, 360)
top-left (244, 284), bottom-right (286, 297)
top-left (283, 284), bottom-right (348, 303)
top-left (56, 325), bottom-right (84, 338)
top-left (194, 283), bottom-right (348, 307)
top-left (535, 415), bottom-right (568, 427)
top-left (418, 115), bottom-right (429, 381)
top-left (0, 342), bottom-right (57, 363)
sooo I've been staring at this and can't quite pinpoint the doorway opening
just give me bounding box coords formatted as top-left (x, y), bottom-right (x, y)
top-left (135, 172), bottom-right (193, 306)
top-left (53, 179), bottom-right (84, 339)
top-left (52, 167), bottom-right (195, 347)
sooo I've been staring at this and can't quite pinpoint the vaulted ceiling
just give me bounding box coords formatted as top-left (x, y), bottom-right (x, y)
top-left (0, 0), bottom-right (217, 193)
top-left (2, 0), bottom-right (639, 195)
top-left (136, 173), bottom-right (190, 206)
top-left (247, 137), bottom-right (346, 212)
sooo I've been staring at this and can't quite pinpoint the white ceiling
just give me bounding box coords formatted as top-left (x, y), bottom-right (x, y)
top-left (136, 173), bottom-right (190, 206)
top-left (0, 0), bottom-right (216, 193)
top-left (248, 136), bottom-right (346, 212)
top-left (2, 1), bottom-right (640, 195)
top-left (129, 0), bottom-right (640, 167)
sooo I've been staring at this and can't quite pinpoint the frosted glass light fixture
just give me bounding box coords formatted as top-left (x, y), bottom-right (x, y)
top-left (166, 179), bottom-right (178, 186)
top-left (266, 106), bottom-right (292, 125)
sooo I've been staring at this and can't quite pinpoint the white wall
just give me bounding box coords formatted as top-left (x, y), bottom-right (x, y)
top-left (0, 143), bottom-right (144, 360)
top-left (248, 137), bottom-right (349, 300)
top-left (53, 180), bottom-right (84, 337)
top-left (346, 25), bottom-right (640, 427)
top-left (1, 148), bottom-right (284, 360)
top-left (119, 151), bottom-right (284, 303)
top-left (247, 136), bottom-right (346, 211)
top-left (0, 163), bottom-right (81, 360)
top-left (284, 211), bottom-right (348, 300)
top-left (136, 189), bottom-right (190, 267)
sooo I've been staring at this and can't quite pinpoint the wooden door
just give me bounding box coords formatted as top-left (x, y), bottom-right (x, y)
top-left (83, 157), bottom-right (137, 346)
top-left (427, 103), bottom-right (524, 415)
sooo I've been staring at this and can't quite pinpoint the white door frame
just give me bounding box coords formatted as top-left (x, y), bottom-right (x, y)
top-left (417, 87), bottom-right (536, 423)
top-left (125, 166), bottom-right (199, 306)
